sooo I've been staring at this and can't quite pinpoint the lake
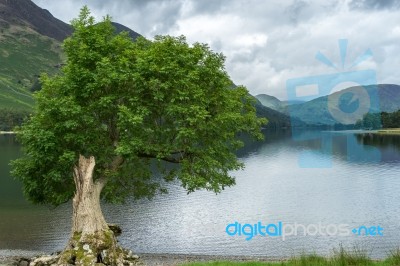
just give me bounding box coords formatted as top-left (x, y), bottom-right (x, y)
top-left (1, 130), bottom-right (400, 259)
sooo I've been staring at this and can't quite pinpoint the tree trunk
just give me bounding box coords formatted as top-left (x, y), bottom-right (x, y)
top-left (57, 155), bottom-right (139, 266)
top-left (72, 155), bottom-right (108, 234)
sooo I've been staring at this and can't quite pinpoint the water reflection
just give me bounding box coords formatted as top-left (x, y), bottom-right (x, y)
top-left (356, 133), bottom-right (400, 150)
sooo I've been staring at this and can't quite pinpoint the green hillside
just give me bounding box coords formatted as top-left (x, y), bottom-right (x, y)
top-left (288, 84), bottom-right (400, 125)
top-left (254, 98), bottom-right (305, 128)
top-left (0, 24), bottom-right (63, 111)
top-left (255, 94), bottom-right (306, 113)
top-left (255, 94), bottom-right (285, 112)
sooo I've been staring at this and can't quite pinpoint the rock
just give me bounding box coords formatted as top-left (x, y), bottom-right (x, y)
top-left (19, 260), bottom-right (29, 266)
top-left (50, 252), bottom-right (61, 256)
top-left (101, 250), bottom-right (107, 260)
top-left (13, 257), bottom-right (31, 266)
top-left (30, 255), bottom-right (58, 266)
top-left (107, 224), bottom-right (122, 237)
top-left (125, 250), bottom-right (139, 260)
top-left (82, 244), bottom-right (93, 253)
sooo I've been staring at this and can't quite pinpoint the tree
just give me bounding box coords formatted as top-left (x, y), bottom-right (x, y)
top-left (0, 109), bottom-right (29, 131)
top-left (11, 7), bottom-right (265, 266)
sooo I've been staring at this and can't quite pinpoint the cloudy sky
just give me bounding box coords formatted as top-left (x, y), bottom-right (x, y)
top-left (32, 0), bottom-right (400, 99)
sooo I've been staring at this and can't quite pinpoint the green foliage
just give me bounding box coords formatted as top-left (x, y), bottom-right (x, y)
top-left (29, 77), bottom-right (42, 92)
top-left (381, 110), bottom-right (400, 128)
top-left (0, 109), bottom-right (29, 131)
top-left (355, 112), bottom-right (381, 129)
top-left (355, 109), bottom-right (400, 129)
top-left (182, 247), bottom-right (400, 265)
top-left (11, 7), bottom-right (265, 206)
top-left (385, 248), bottom-right (400, 265)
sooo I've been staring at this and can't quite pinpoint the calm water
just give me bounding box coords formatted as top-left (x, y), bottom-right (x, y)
top-left (1, 130), bottom-right (400, 259)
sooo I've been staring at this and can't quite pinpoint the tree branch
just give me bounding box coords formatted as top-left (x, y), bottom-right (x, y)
top-left (137, 152), bottom-right (185, 164)
top-left (110, 155), bottom-right (124, 171)
top-left (95, 155), bottom-right (125, 188)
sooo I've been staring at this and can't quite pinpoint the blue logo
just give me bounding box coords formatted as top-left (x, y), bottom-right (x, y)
top-left (286, 39), bottom-right (381, 168)
top-left (226, 221), bottom-right (283, 241)
top-left (352, 225), bottom-right (384, 236)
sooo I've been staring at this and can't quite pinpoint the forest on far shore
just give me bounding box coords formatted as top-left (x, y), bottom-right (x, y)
top-left (356, 109), bottom-right (400, 129)
top-left (0, 109), bottom-right (30, 131)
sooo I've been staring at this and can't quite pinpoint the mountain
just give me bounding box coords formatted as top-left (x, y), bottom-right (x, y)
top-left (232, 86), bottom-right (302, 128)
top-left (0, 0), bottom-right (140, 41)
top-left (111, 22), bottom-right (141, 40)
top-left (0, 0), bottom-right (72, 41)
top-left (253, 98), bottom-right (304, 128)
top-left (0, 0), bottom-right (140, 112)
top-left (288, 84), bottom-right (400, 125)
top-left (377, 84), bottom-right (400, 112)
top-left (282, 100), bottom-right (306, 105)
top-left (0, 0), bottom-right (65, 111)
top-left (255, 94), bottom-right (306, 113)
top-left (255, 94), bottom-right (285, 112)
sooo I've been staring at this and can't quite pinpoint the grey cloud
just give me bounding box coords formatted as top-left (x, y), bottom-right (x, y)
top-left (210, 39), bottom-right (223, 52)
top-left (229, 50), bottom-right (259, 64)
top-left (32, 0), bottom-right (184, 36)
top-left (349, 0), bottom-right (400, 10)
top-left (31, 0), bottom-right (400, 99)
top-left (187, 0), bottom-right (232, 15)
top-left (88, 0), bottom-right (163, 10)
top-left (88, 0), bottom-right (184, 36)
top-left (285, 0), bottom-right (310, 24)
top-left (285, 0), bottom-right (342, 25)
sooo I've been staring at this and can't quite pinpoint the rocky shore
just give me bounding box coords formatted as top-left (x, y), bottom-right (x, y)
top-left (0, 253), bottom-right (281, 266)
top-left (0, 252), bottom-right (143, 266)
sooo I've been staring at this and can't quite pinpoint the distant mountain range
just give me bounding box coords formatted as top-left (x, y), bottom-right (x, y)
top-left (256, 84), bottom-right (400, 125)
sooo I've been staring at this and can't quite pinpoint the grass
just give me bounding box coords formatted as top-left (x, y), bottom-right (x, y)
top-left (0, 24), bottom-right (63, 111)
top-left (377, 128), bottom-right (400, 135)
top-left (181, 246), bottom-right (400, 266)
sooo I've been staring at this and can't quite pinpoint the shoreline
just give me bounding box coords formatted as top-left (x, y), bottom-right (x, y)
top-left (0, 131), bottom-right (15, 135)
top-left (376, 128), bottom-right (400, 135)
top-left (0, 253), bottom-right (288, 266)
top-left (0, 252), bottom-right (387, 266)
top-left (138, 253), bottom-right (286, 265)
top-left (353, 128), bottom-right (400, 136)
